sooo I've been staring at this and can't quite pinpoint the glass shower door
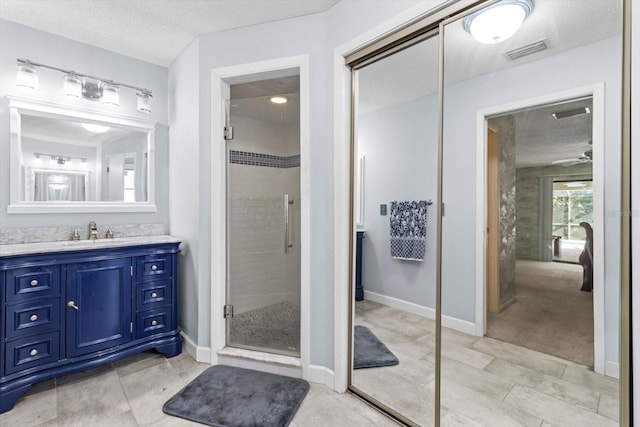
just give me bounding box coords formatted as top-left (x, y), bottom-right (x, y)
top-left (225, 80), bottom-right (301, 357)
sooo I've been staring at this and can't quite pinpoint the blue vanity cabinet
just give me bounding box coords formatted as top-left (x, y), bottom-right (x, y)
top-left (0, 241), bottom-right (181, 414)
top-left (66, 258), bottom-right (132, 357)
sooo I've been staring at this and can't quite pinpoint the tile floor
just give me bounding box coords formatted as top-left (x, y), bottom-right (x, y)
top-left (353, 299), bottom-right (620, 427)
top-left (1, 300), bottom-right (620, 426)
top-left (0, 349), bottom-right (398, 427)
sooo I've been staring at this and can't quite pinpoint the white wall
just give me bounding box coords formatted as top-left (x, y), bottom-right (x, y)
top-left (0, 19), bottom-right (169, 230)
top-left (168, 37), bottom-right (201, 345)
top-left (441, 36), bottom-right (622, 366)
top-left (358, 95), bottom-right (438, 308)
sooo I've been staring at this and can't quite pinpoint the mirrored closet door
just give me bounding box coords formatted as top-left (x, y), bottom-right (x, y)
top-left (440, 1), bottom-right (622, 425)
top-left (349, 34), bottom-right (440, 426)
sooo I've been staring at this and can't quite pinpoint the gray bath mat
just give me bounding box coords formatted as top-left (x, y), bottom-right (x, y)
top-left (354, 325), bottom-right (399, 369)
top-left (163, 365), bottom-right (309, 426)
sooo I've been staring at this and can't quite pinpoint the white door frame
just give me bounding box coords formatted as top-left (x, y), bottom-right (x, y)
top-left (210, 55), bottom-right (311, 379)
top-left (473, 84), bottom-right (606, 375)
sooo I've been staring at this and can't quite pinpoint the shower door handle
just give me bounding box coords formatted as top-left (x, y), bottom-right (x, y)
top-left (284, 194), bottom-right (294, 254)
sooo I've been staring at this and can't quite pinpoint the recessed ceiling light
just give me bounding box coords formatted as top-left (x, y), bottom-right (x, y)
top-left (81, 123), bottom-right (110, 133)
top-left (270, 96), bottom-right (287, 104)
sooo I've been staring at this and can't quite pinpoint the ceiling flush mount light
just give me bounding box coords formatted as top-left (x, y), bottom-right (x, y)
top-left (81, 123), bottom-right (110, 133)
top-left (16, 60), bottom-right (38, 91)
top-left (15, 58), bottom-right (152, 114)
top-left (270, 96), bottom-right (288, 104)
top-left (463, 0), bottom-right (534, 44)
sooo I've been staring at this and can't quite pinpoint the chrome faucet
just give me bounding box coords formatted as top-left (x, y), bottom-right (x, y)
top-left (88, 221), bottom-right (99, 240)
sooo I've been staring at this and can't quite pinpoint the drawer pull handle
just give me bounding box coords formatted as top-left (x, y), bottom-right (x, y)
top-left (30, 314), bottom-right (38, 322)
top-left (67, 301), bottom-right (79, 310)
top-left (151, 320), bottom-right (158, 326)
top-left (151, 292), bottom-right (158, 298)
top-left (151, 265), bottom-right (158, 271)
top-left (30, 279), bottom-right (38, 286)
top-left (30, 348), bottom-right (38, 356)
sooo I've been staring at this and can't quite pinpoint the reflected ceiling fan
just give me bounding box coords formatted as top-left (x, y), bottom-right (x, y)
top-left (552, 148), bottom-right (593, 166)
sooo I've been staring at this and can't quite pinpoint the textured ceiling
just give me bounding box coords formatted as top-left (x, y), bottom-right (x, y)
top-left (511, 98), bottom-right (593, 168)
top-left (231, 76), bottom-right (300, 126)
top-left (0, 0), bottom-right (338, 66)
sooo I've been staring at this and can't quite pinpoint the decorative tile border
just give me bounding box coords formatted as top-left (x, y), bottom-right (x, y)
top-left (229, 150), bottom-right (300, 168)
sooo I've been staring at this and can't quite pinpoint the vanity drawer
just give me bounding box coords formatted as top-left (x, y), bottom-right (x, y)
top-left (136, 309), bottom-right (172, 339)
top-left (5, 332), bottom-right (60, 376)
top-left (6, 298), bottom-right (61, 339)
top-left (136, 255), bottom-right (172, 281)
top-left (6, 266), bottom-right (60, 303)
top-left (136, 280), bottom-right (171, 311)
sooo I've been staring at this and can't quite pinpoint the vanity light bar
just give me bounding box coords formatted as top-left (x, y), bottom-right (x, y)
top-left (34, 153), bottom-right (88, 164)
top-left (16, 58), bottom-right (153, 114)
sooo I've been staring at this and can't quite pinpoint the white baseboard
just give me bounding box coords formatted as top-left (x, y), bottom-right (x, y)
top-left (180, 331), bottom-right (212, 364)
top-left (605, 361), bottom-right (619, 379)
top-left (363, 290), bottom-right (477, 336)
top-left (309, 364), bottom-right (335, 390)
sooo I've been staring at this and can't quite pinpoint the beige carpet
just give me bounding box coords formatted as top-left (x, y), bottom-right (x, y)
top-left (487, 259), bottom-right (593, 367)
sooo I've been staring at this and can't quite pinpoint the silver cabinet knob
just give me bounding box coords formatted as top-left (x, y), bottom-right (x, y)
top-left (67, 301), bottom-right (79, 310)
top-left (30, 314), bottom-right (38, 322)
top-left (151, 292), bottom-right (158, 298)
top-left (30, 348), bottom-right (38, 356)
top-left (151, 265), bottom-right (158, 271)
top-left (151, 320), bottom-right (157, 326)
top-left (30, 279), bottom-right (38, 286)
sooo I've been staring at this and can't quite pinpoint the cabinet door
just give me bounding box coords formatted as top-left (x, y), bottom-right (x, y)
top-left (66, 259), bottom-right (132, 357)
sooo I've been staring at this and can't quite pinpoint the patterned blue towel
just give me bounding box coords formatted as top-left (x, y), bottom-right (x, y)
top-left (389, 200), bottom-right (428, 261)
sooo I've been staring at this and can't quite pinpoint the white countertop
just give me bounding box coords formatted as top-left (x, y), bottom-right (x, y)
top-left (0, 235), bottom-right (182, 257)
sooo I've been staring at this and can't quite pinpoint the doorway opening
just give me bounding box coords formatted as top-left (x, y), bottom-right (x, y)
top-left (224, 74), bottom-right (301, 358)
top-left (484, 95), bottom-right (598, 368)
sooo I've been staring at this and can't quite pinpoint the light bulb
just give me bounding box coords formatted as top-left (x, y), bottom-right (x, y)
top-left (137, 91), bottom-right (152, 114)
top-left (16, 62), bottom-right (38, 91)
top-left (63, 73), bottom-right (82, 98)
top-left (102, 82), bottom-right (119, 106)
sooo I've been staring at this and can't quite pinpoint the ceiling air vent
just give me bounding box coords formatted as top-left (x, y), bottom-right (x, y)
top-left (551, 107), bottom-right (591, 119)
top-left (504, 39), bottom-right (548, 60)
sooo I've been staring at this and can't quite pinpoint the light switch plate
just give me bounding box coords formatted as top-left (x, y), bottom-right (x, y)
top-left (380, 204), bottom-right (387, 215)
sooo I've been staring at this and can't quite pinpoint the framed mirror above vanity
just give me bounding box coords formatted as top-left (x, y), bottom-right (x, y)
top-left (7, 96), bottom-right (156, 213)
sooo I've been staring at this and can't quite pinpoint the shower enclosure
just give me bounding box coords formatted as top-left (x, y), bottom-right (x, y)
top-left (225, 76), bottom-right (301, 357)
